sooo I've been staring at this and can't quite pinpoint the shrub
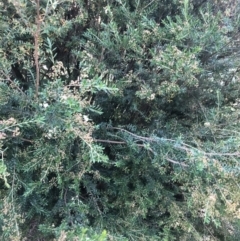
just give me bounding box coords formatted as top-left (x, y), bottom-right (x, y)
top-left (0, 0), bottom-right (240, 240)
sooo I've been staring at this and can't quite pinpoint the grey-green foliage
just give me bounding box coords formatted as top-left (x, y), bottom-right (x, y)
top-left (0, 0), bottom-right (240, 240)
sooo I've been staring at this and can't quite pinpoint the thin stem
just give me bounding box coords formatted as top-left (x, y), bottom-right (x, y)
top-left (11, 166), bottom-right (20, 237)
top-left (0, 70), bottom-right (25, 95)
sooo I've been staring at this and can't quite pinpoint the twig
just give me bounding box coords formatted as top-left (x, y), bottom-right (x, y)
top-left (0, 70), bottom-right (25, 95)
top-left (142, 0), bottom-right (155, 11)
top-left (20, 137), bottom-right (34, 143)
top-left (11, 166), bottom-right (20, 237)
top-left (110, 127), bottom-right (154, 142)
top-left (93, 139), bottom-right (126, 144)
top-left (93, 138), bottom-right (155, 153)
top-left (165, 157), bottom-right (188, 167)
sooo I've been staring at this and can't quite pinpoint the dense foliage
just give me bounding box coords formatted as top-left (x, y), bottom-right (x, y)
top-left (0, 0), bottom-right (240, 240)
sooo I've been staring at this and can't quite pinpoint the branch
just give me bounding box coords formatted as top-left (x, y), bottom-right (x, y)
top-left (107, 127), bottom-right (240, 157)
top-left (94, 138), bottom-right (188, 166)
top-left (34, 0), bottom-right (41, 98)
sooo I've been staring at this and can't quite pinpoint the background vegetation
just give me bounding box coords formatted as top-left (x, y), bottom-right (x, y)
top-left (0, 0), bottom-right (240, 240)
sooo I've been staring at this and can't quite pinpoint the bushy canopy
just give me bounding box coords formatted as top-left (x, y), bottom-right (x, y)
top-left (0, 0), bottom-right (240, 240)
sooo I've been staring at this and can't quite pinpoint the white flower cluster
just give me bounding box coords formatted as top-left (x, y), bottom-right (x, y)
top-left (39, 102), bottom-right (49, 108)
top-left (45, 127), bottom-right (57, 139)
